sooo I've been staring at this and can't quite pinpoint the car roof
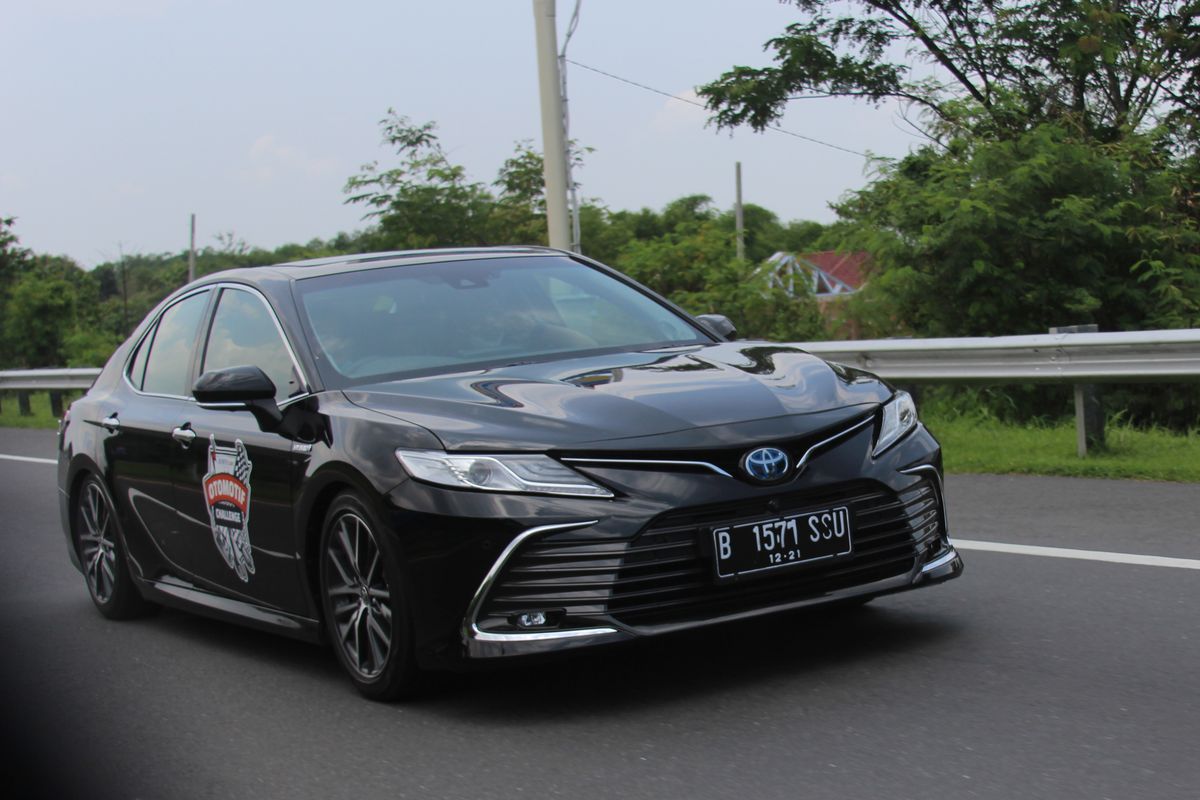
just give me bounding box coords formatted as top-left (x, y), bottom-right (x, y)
top-left (265, 246), bottom-right (567, 279)
top-left (188, 246), bottom-right (572, 286)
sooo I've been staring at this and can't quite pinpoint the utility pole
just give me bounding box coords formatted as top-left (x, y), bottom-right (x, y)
top-left (188, 213), bottom-right (196, 284)
top-left (531, 0), bottom-right (572, 251)
top-left (117, 244), bottom-right (129, 337)
top-left (735, 161), bottom-right (745, 261)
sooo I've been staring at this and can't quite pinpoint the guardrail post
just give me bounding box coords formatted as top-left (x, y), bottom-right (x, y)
top-left (17, 391), bottom-right (32, 417)
top-left (49, 391), bottom-right (64, 418)
top-left (1050, 325), bottom-right (1105, 456)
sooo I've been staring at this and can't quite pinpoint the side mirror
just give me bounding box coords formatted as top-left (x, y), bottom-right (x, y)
top-left (695, 313), bottom-right (738, 340)
top-left (193, 365), bottom-right (282, 431)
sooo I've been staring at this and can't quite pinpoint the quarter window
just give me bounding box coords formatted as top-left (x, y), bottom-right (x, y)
top-left (201, 288), bottom-right (302, 403)
top-left (140, 291), bottom-right (210, 396)
top-left (126, 327), bottom-right (153, 391)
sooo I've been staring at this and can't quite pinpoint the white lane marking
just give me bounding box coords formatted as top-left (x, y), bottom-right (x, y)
top-left (955, 539), bottom-right (1200, 571)
top-left (0, 453), bottom-right (56, 465)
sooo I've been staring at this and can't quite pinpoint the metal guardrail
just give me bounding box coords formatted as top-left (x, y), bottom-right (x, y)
top-left (0, 368), bottom-right (103, 391)
top-left (801, 329), bottom-right (1200, 383)
top-left (2, 329), bottom-right (1198, 457)
top-left (1, 329), bottom-right (1199, 392)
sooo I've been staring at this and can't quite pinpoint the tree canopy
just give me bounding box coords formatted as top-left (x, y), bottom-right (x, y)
top-left (699, 1), bottom-right (1200, 143)
top-left (699, 4), bottom-right (1200, 426)
top-left (836, 120), bottom-right (1200, 337)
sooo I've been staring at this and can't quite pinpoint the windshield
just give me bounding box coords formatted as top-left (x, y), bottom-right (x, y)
top-left (295, 255), bottom-right (709, 387)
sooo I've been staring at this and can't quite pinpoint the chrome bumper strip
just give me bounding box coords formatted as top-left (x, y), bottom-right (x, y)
top-left (462, 519), bottom-right (607, 653)
top-left (471, 626), bottom-right (620, 644)
top-left (921, 548), bottom-right (959, 573)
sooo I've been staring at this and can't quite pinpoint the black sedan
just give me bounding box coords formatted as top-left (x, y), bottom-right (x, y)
top-left (57, 247), bottom-right (962, 699)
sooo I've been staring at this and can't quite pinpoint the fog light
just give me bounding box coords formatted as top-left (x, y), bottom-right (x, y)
top-left (515, 611), bottom-right (548, 629)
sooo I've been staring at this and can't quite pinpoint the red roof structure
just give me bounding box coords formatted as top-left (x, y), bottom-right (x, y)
top-left (799, 251), bottom-right (869, 292)
top-left (761, 251), bottom-right (871, 298)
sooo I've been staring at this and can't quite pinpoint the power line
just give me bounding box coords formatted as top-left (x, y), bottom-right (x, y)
top-left (565, 58), bottom-right (870, 159)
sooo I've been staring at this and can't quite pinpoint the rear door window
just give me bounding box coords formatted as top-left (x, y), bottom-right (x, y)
top-left (140, 291), bottom-right (211, 397)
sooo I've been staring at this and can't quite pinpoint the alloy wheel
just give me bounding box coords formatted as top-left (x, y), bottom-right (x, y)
top-left (78, 481), bottom-right (119, 604)
top-left (323, 512), bottom-right (393, 680)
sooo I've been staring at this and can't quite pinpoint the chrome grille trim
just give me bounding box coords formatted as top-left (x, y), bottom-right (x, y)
top-left (561, 458), bottom-right (732, 477)
top-left (461, 519), bottom-right (620, 646)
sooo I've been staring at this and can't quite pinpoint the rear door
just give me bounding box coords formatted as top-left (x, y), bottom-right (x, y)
top-left (105, 289), bottom-right (212, 580)
top-left (169, 285), bottom-right (312, 614)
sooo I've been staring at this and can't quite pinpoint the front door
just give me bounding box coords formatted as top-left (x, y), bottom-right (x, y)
top-left (170, 285), bottom-right (311, 614)
top-left (173, 410), bottom-right (306, 613)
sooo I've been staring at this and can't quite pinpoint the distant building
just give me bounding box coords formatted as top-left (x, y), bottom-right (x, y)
top-left (761, 250), bottom-right (871, 339)
top-left (761, 251), bottom-right (869, 298)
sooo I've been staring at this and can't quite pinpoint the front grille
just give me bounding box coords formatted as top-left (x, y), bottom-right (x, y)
top-left (475, 479), bottom-right (942, 633)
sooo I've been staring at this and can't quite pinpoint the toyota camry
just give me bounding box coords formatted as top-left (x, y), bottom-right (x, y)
top-left (56, 247), bottom-right (963, 699)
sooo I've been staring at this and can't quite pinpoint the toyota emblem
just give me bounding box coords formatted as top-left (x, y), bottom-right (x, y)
top-left (742, 447), bottom-right (790, 482)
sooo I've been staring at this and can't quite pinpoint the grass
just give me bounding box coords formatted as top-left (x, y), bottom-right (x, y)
top-left (0, 391), bottom-right (69, 430)
top-left (926, 413), bottom-right (1200, 483)
top-left (3, 392), bottom-right (1197, 482)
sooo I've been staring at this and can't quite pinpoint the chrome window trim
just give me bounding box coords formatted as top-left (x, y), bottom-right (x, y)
top-left (199, 392), bottom-right (315, 412)
top-left (122, 286), bottom-right (213, 401)
top-left (122, 282), bottom-right (313, 403)
top-left (201, 284), bottom-right (313, 400)
top-left (462, 519), bottom-right (620, 644)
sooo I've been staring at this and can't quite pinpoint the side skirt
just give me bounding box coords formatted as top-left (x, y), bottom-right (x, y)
top-left (135, 575), bottom-right (324, 644)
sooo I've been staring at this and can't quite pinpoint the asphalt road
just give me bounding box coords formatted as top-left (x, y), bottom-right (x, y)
top-left (2, 427), bottom-right (1197, 800)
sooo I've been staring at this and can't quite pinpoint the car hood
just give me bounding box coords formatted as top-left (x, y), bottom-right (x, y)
top-left (343, 342), bottom-right (892, 451)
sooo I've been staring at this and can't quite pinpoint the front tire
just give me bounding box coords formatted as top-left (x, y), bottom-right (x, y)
top-left (74, 475), bottom-right (156, 619)
top-left (319, 492), bottom-right (417, 700)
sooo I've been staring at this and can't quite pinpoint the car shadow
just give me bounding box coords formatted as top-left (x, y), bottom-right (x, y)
top-left (418, 601), bottom-right (962, 721)
top-left (132, 597), bottom-right (962, 719)
top-left (141, 605), bottom-right (345, 681)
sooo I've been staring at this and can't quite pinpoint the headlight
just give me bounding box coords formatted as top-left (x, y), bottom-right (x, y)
top-left (873, 390), bottom-right (918, 456)
top-left (395, 450), bottom-right (613, 498)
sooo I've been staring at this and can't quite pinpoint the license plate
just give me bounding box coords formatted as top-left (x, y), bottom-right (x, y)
top-left (711, 506), bottom-right (853, 580)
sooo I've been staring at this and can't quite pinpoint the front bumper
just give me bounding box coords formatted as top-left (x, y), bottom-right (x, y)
top-left (458, 450), bottom-right (963, 659)
top-left (465, 541), bottom-right (963, 659)
top-left (387, 421), bottom-right (963, 666)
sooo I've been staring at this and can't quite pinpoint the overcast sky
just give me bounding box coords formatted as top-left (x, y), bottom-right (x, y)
top-left (2, 0), bottom-right (920, 267)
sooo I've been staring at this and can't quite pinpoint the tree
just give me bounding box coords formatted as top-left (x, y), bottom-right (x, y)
top-left (615, 198), bottom-right (824, 342)
top-left (490, 140), bottom-right (550, 246)
top-left (831, 118), bottom-right (1200, 337)
top-left (699, 1), bottom-right (1200, 143)
top-left (344, 111), bottom-right (496, 249)
top-left (0, 218), bottom-right (35, 367)
top-left (3, 264), bottom-right (78, 367)
top-left (0, 217), bottom-right (31, 291)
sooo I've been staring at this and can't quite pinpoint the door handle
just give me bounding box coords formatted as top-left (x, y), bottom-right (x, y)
top-left (172, 426), bottom-right (197, 446)
top-left (101, 414), bottom-right (121, 432)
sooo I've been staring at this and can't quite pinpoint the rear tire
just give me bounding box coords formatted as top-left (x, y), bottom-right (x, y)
top-left (74, 475), bottom-right (157, 620)
top-left (318, 492), bottom-right (418, 701)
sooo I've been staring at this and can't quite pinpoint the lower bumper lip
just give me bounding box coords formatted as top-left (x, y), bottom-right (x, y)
top-left (464, 544), bottom-right (964, 659)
